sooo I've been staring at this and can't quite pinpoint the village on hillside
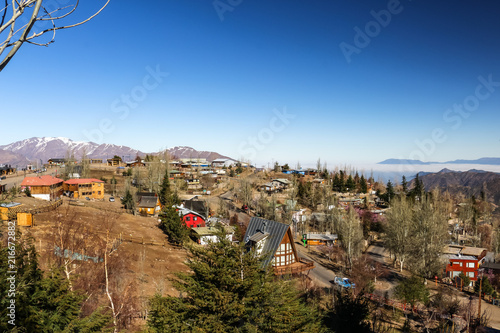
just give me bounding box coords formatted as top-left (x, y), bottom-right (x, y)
top-left (1, 153), bottom-right (500, 332)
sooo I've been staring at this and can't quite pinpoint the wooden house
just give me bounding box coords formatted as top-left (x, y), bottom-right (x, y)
top-left (63, 178), bottom-right (105, 200)
top-left (0, 164), bottom-right (15, 176)
top-left (176, 207), bottom-right (206, 228)
top-left (106, 157), bottom-right (122, 166)
top-left (244, 217), bottom-right (314, 275)
top-left (47, 158), bottom-right (66, 166)
top-left (20, 175), bottom-right (63, 201)
top-left (137, 193), bottom-right (162, 216)
top-left (444, 245), bottom-right (487, 284)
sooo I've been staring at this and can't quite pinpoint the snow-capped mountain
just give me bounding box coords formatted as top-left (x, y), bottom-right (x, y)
top-left (0, 137), bottom-right (235, 166)
top-left (0, 137), bottom-right (143, 163)
top-left (167, 146), bottom-right (234, 162)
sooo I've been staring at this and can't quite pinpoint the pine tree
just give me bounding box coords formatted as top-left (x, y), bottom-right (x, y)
top-left (345, 175), bottom-right (355, 192)
top-left (385, 180), bottom-right (395, 203)
top-left (121, 189), bottom-right (135, 213)
top-left (401, 175), bottom-right (408, 194)
top-left (359, 175), bottom-right (368, 194)
top-left (148, 229), bottom-right (319, 332)
top-left (159, 168), bottom-right (174, 207)
top-left (159, 206), bottom-right (189, 245)
top-left (323, 290), bottom-right (371, 333)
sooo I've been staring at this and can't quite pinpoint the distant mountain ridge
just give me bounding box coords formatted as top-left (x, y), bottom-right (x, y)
top-left (0, 137), bottom-right (234, 166)
top-left (379, 157), bottom-right (500, 166)
top-left (410, 168), bottom-right (500, 205)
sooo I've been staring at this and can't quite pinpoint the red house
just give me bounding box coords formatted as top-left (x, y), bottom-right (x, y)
top-left (177, 207), bottom-right (206, 228)
top-left (444, 245), bottom-right (487, 284)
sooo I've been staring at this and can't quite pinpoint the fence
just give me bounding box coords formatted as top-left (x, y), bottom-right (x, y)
top-left (3, 199), bottom-right (63, 221)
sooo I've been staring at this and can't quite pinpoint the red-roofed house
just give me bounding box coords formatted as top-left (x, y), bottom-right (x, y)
top-left (21, 175), bottom-right (64, 201)
top-left (63, 178), bottom-right (105, 200)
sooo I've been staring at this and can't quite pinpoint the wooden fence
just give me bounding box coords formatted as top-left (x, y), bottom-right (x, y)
top-left (4, 199), bottom-right (63, 221)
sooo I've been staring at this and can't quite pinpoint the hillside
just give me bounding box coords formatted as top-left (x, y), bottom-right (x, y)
top-left (411, 169), bottom-right (500, 204)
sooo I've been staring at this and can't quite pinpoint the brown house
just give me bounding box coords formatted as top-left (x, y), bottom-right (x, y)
top-left (63, 178), bottom-right (105, 200)
top-left (137, 193), bottom-right (162, 216)
top-left (20, 175), bottom-right (63, 201)
top-left (244, 217), bottom-right (314, 275)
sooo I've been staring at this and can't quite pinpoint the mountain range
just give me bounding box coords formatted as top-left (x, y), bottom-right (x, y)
top-left (378, 158), bottom-right (500, 165)
top-left (411, 168), bottom-right (500, 205)
top-left (0, 137), bottom-right (233, 167)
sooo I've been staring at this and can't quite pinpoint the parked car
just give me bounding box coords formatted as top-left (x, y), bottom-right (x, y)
top-left (109, 197), bottom-right (115, 202)
top-left (0, 176), bottom-right (6, 180)
top-left (334, 277), bottom-right (355, 289)
top-left (85, 197), bottom-right (90, 201)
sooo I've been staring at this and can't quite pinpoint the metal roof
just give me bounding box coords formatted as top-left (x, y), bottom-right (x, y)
top-left (244, 217), bottom-right (290, 267)
top-left (447, 254), bottom-right (478, 261)
top-left (138, 197), bottom-right (158, 208)
top-left (305, 233), bottom-right (338, 241)
top-left (191, 226), bottom-right (234, 236)
top-left (461, 247), bottom-right (486, 257)
top-left (64, 178), bottom-right (104, 185)
top-left (0, 202), bottom-right (21, 208)
top-left (21, 175), bottom-right (63, 186)
top-left (249, 231), bottom-right (269, 242)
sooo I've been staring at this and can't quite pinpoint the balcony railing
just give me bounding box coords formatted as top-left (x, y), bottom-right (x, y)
top-left (274, 258), bottom-right (314, 276)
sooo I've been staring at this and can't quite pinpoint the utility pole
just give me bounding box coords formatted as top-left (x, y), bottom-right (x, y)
top-left (477, 275), bottom-right (482, 320)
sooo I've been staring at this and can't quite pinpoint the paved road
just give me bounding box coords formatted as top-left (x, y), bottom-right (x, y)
top-left (366, 243), bottom-right (389, 264)
top-left (0, 168), bottom-right (59, 191)
top-left (296, 243), bottom-right (335, 288)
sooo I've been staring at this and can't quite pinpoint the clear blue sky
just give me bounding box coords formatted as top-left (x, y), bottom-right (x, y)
top-left (2, 0), bottom-right (500, 167)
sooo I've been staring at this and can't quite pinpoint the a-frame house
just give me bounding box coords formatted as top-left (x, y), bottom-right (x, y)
top-left (244, 217), bottom-right (314, 275)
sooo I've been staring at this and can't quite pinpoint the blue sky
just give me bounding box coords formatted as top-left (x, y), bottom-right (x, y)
top-left (1, 0), bottom-right (500, 167)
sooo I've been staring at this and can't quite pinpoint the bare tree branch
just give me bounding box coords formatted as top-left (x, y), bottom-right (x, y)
top-left (0, 0), bottom-right (110, 72)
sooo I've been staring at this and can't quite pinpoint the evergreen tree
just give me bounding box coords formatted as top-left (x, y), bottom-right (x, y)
top-left (359, 175), bottom-right (368, 193)
top-left (345, 175), bottom-right (356, 192)
top-left (148, 229), bottom-right (319, 332)
top-left (159, 206), bottom-right (189, 245)
top-left (323, 290), bottom-right (371, 333)
top-left (394, 276), bottom-right (429, 310)
top-left (121, 189), bottom-right (135, 213)
top-left (410, 173), bottom-right (424, 198)
top-left (24, 186), bottom-right (31, 197)
top-left (159, 168), bottom-right (172, 206)
top-left (385, 180), bottom-right (395, 203)
top-left (401, 175), bottom-right (408, 194)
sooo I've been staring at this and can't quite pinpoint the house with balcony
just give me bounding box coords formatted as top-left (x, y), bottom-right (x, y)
top-left (63, 178), bottom-right (105, 200)
top-left (444, 245), bottom-right (487, 284)
top-left (21, 175), bottom-right (64, 201)
top-left (244, 217), bottom-right (314, 276)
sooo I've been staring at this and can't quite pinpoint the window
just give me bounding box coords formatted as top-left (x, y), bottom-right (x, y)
top-left (466, 262), bottom-right (475, 268)
top-left (194, 216), bottom-right (198, 221)
top-left (186, 217), bottom-right (191, 221)
top-left (466, 271), bottom-right (475, 278)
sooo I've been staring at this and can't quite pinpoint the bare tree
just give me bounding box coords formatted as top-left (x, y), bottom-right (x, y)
top-left (80, 147), bottom-right (90, 178)
top-left (385, 196), bottom-right (413, 272)
top-left (335, 207), bottom-right (364, 269)
top-left (1, 0), bottom-right (110, 71)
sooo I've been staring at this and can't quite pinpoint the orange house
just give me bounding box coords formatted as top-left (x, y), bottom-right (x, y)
top-left (63, 178), bottom-right (105, 200)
